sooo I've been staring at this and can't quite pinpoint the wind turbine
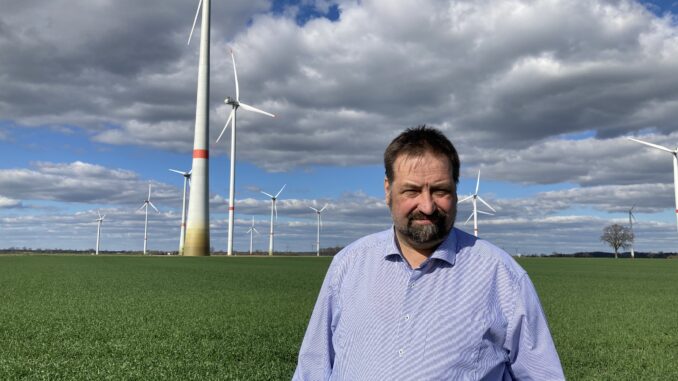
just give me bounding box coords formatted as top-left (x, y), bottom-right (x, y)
top-left (627, 137), bottom-right (678, 232)
top-left (261, 185), bottom-right (286, 256)
top-left (138, 183), bottom-right (159, 255)
top-left (94, 210), bottom-right (106, 255)
top-left (183, 0), bottom-right (211, 256)
top-left (216, 50), bottom-right (276, 256)
top-left (169, 169), bottom-right (191, 255)
top-left (458, 170), bottom-right (496, 237)
top-left (246, 217), bottom-right (259, 255)
top-left (629, 205), bottom-right (637, 259)
top-left (309, 204), bottom-right (328, 257)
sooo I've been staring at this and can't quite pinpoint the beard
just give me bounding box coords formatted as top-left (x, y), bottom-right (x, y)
top-left (391, 201), bottom-right (456, 250)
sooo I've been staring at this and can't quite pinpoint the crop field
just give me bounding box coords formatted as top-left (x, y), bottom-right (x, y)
top-left (0, 255), bottom-right (676, 380)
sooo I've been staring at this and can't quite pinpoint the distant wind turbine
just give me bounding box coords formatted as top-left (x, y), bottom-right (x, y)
top-left (246, 217), bottom-right (259, 255)
top-left (217, 50), bottom-right (276, 257)
top-left (217, 50), bottom-right (275, 255)
top-left (94, 210), bottom-right (106, 255)
top-left (184, 0), bottom-right (211, 256)
top-left (138, 183), bottom-right (159, 255)
top-left (261, 185), bottom-right (286, 256)
top-left (309, 204), bottom-right (328, 256)
top-left (629, 205), bottom-right (637, 259)
top-left (458, 170), bottom-right (496, 237)
top-left (169, 169), bottom-right (191, 255)
top-left (627, 136), bottom-right (678, 232)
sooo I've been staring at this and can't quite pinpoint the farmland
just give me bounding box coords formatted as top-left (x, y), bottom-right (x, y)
top-left (0, 255), bottom-right (676, 380)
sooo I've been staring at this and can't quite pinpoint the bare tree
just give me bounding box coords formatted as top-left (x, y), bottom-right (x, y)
top-left (600, 224), bottom-right (634, 259)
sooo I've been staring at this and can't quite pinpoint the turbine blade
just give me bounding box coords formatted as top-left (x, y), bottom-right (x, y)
top-left (309, 206), bottom-right (318, 212)
top-left (216, 109), bottom-right (235, 143)
top-left (477, 196), bottom-right (496, 212)
top-left (97, 209), bottom-right (102, 218)
top-left (465, 212), bottom-right (474, 224)
top-left (274, 201), bottom-right (278, 220)
top-left (187, 0), bottom-right (203, 45)
top-left (148, 184), bottom-right (152, 200)
top-left (319, 214), bottom-right (323, 229)
top-left (458, 195), bottom-right (473, 203)
top-left (137, 203), bottom-right (146, 211)
top-left (275, 184), bottom-right (286, 198)
top-left (230, 49), bottom-right (239, 101)
top-left (319, 203), bottom-right (328, 213)
top-left (169, 169), bottom-right (184, 175)
top-left (261, 191), bottom-right (274, 198)
top-left (238, 102), bottom-right (276, 118)
top-left (475, 170), bottom-right (481, 194)
top-left (626, 137), bottom-right (675, 153)
top-left (477, 210), bottom-right (494, 216)
top-left (149, 202), bottom-right (159, 213)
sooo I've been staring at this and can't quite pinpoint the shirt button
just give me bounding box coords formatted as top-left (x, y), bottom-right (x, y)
top-left (398, 349), bottom-right (404, 357)
top-left (410, 283), bottom-right (415, 288)
top-left (404, 314), bottom-right (410, 321)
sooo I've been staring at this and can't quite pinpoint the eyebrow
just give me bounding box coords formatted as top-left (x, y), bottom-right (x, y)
top-left (401, 181), bottom-right (454, 188)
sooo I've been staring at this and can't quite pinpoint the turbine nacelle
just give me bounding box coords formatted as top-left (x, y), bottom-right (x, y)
top-left (225, 97), bottom-right (239, 107)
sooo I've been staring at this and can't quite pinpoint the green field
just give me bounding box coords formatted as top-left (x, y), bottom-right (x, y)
top-left (0, 256), bottom-right (676, 380)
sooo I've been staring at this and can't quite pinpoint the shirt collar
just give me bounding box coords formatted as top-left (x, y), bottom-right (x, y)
top-left (383, 226), bottom-right (458, 266)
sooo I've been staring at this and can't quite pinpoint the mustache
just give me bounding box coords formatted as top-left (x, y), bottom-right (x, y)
top-left (409, 209), bottom-right (447, 221)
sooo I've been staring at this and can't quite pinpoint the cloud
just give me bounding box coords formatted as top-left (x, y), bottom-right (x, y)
top-left (0, 161), bottom-right (181, 206)
top-left (0, 196), bottom-right (22, 209)
top-left (3, 0), bottom-right (678, 171)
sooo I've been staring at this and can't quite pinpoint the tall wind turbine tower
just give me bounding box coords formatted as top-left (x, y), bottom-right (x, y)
top-left (627, 137), bottom-right (678, 232)
top-left (94, 210), bottom-right (106, 255)
top-left (170, 169), bottom-right (191, 255)
top-left (261, 185), bottom-right (285, 256)
top-left (184, 0), bottom-right (211, 256)
top-left (246, 217), bottom-right (259, 255)
top-left (309, 204), bottom-right (328, 256)
top-left (216, 50), bottom-right (275, 256)
top-left (628, 205), bottom-right (637, 259)
top-left (138, 183), bottom-right (159, 255)
top-left (458, 170), bottom-right (495, 237)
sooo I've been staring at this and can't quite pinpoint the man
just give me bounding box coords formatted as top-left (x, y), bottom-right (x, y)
top-left (293, 126), bottom-right (564, 380)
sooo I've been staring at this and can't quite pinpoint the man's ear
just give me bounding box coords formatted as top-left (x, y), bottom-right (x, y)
top-left (384, 177), bottom-right (391, 206)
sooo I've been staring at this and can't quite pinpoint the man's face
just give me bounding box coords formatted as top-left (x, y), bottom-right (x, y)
top-left (385, 152), bottom-right (457, 251)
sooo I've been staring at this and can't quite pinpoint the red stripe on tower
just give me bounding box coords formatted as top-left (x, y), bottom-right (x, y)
top-left (229, 206), bottom-right (235, 211)
top-left (193, 149), bottom-right (209, 159)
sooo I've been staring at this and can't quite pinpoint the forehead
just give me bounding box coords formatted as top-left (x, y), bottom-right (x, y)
top-left (393, 152), bottom-right (452, 181)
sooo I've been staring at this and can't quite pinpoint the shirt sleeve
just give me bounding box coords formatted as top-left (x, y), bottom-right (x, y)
top-left (505, 274), bottom-right (565, 381)
top-left (292, 260), bottom-right (339, 381)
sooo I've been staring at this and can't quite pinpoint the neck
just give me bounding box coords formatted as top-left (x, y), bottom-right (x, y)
top-left (394, 230), bottom-right (437, 269)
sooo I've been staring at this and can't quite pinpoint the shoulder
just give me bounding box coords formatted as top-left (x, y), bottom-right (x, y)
top-left (325, 229), bottom-right (392, 287)
top-left (453, 228), bottom-right (527, 283)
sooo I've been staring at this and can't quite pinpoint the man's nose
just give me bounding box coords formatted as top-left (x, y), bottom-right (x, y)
top-left (418, 192), bottom-right (435, 215)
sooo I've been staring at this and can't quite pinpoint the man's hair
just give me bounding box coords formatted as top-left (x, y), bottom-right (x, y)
top-left (384, 125), bottom-right (460, 184)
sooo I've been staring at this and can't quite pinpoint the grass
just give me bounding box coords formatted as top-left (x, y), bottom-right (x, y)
top-left (0, 255), bottom-right (676, 380)
top-left (519, 258), bottom-right (678, 380)
top-left (0, 256), bottom-right (330, 380)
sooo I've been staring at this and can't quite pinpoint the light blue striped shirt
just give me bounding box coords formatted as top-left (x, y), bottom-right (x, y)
top-left (293, 227), bottom-right (564, 380)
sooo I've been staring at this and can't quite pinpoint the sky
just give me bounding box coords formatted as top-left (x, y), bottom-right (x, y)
top-left (2, 0), bottom-right (678, 254)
